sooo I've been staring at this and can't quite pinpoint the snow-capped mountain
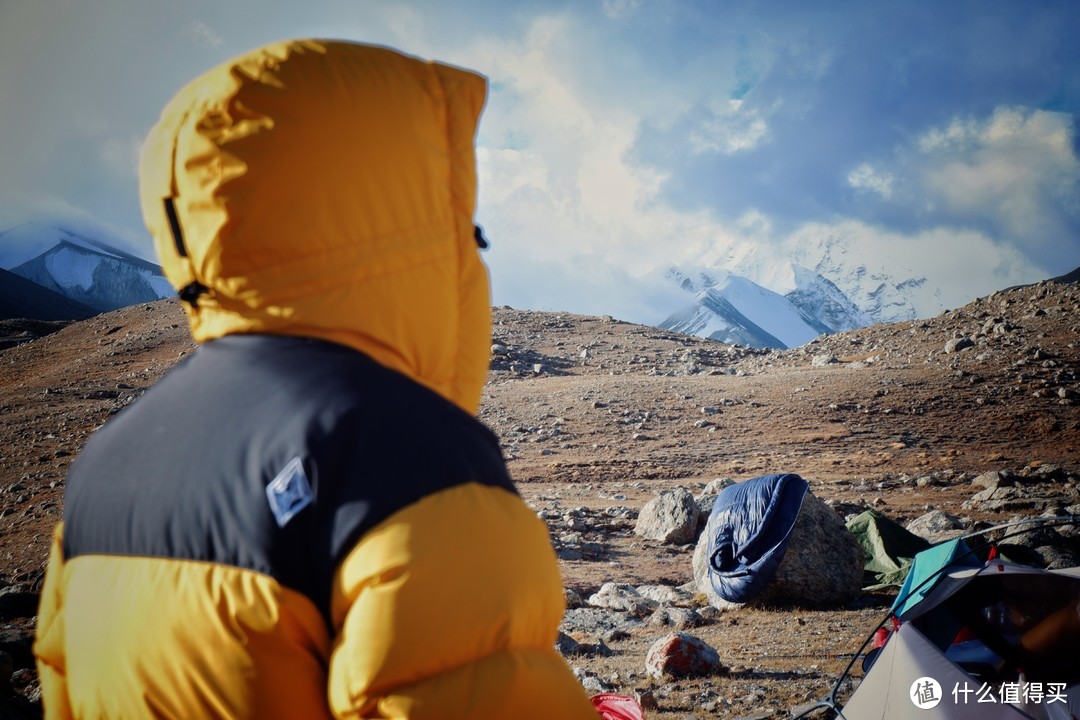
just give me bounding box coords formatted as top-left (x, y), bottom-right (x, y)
top-left (659, 267), bottom-right (834, 349)
top-left (781, 264), bottom-right (873, 332)
top-left (0, 223), bottom-right (172, 313)
top-left (784, 234), bottom-right (933, 323)
top-left (709, 234), bottom-right (944, 324)
top-left (777, 229), bottom-right (946, 321)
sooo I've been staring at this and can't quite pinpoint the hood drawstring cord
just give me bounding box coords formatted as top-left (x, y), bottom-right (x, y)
top-left (164, 196), bottom-right (209, 308)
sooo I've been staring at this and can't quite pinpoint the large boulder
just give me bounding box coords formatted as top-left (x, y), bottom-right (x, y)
top-left (692, 478), bottom-right (734, 534)
top-left (635, 488), bottom-right (699, 545)
top-left (693, 484), bottom-right (863, 609)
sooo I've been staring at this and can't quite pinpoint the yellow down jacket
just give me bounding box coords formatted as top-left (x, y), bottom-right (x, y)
top-left (33, 39), bottom-right (597, 719)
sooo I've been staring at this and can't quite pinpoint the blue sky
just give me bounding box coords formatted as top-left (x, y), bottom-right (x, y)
top-left (2, 0), bottom-right (1079, 322)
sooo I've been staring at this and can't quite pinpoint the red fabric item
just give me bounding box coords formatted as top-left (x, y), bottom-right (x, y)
top-left (872, 617), bottom-right (902, 649)
top-left (591, 693), bottom-right (645, 720)
top-left (953, 626), bottom-right (975, 643)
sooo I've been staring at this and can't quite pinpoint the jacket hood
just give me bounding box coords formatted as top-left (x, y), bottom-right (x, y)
top-left (139, 39), bottom-right (491, 414)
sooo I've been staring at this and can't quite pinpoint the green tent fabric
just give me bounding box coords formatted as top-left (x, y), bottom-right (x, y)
top-left (845, 510), bottom-right (931, 590)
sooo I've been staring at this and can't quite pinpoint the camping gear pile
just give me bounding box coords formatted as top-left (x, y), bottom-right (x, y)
top-left (701, 476), bottom-right (1080, 719)
top-left (815, 521), bottom-right (1080, 719)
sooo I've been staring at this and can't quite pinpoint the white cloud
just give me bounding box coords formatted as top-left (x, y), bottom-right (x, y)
top-left (781, 219), bottom-right (1045, 315)
top-left (464, 14), bottom-right (752, 322)
top-left (734, 210), bottom-right (773, 238)
top-left (4, 2), bottom-right (1075, 327)
top-left (0, 193), bottom-right (153, 261)
top-left (690, 98), bottom-right (770, 155)
top-left (847, 163), bottom-right (894, 198)
top-left (916, 106), bottom-right (1080, 244)
top-left (477, 148), bottom-right (550, 206)
top-left (466, 16), bottom-right (1059, 325)
top-left (100, 134), bottom-right (144, 180)
top-left (601, 0), bottom-right (644, 20)
top-left (377, 4), bottom-right (426, 47)
top-left (187, 20), bottom-right (224, 48)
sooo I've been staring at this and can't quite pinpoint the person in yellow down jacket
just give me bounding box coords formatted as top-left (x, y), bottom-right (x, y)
top-left (33, 39), bottom-right (599, 720)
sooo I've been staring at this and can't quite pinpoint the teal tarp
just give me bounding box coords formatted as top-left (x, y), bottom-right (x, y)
top-left (892, 538), bottom-right (978, 617)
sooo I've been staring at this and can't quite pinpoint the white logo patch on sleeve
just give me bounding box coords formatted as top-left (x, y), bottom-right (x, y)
top-left (266, 456), bottom-right (313, 528)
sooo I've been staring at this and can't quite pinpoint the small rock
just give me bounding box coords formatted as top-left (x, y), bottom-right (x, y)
top-left (971, 485), bottom-right (1024, 504)
top-left (561, 607), bottom-right (641, 636)
top-left (84, 389), bottom-right (120, 400)
top-left (1034, 545), bottom-right (1080, 569)
top-left (644, 632), bottom-right (727, 680)
top-left (972, 471), bottom-right (1014, 489)
top-left (703, 478), bottom-right (735, 494)
top-left (789, 702), bottom-right (831, 718)
top-left (697, 605), bottom-right (724, 623)
top-left (573, 667), bottom-right (614, 694)
top-left (905, 510), bottom-right (966, 543)
top-left (635, 688), bottom-right (660, 712)
top-left (636, 584), bottom-right (695, 606)
top-left (587, 583), bottom-right (658, 616)
top-left (554, 631), bottom-right (584, 656)
top-left (648, 604), bottom-right (703, 630)
top-left (1025, 464), bottom-right (1066, 482)
top-left (944, 337), bottom-right (974, 353)
top-left (603, 628), bottom-right (632, 643)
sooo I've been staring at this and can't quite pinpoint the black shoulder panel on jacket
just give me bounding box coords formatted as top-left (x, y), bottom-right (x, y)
top-left (61, 335), bottom-right (515, 624)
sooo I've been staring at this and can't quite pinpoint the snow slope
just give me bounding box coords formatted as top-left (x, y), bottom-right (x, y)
top-left (1, 223), bottom-right (172, 312)
top-left (660, 268), bottom-right (830, 348)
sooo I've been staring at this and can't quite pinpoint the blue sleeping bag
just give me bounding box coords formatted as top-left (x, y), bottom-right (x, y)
top-left (707, 473), bottom-right (809, 603)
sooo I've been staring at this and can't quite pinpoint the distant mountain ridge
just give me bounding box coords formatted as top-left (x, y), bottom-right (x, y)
top-left (0, 267), bottom-right (96, 321)
top-left (708, 234), bottom-right (949, 325)
top-left (0, 222), bottom-right (172, 316)
top-left (661, 287), bottom-right (790, 348)
top-left (659, 264), bottom-right (871, 349)
top-left (780, 264), bottom-right (873, 333)
top-left (770, 232), bottom-right (943, 324)
top-left (1051, 267), bottom-right (1080, 284)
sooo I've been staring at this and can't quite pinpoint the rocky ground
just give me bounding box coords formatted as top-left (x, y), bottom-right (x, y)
top-left (0, 278), bottom-right (1078, 718)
